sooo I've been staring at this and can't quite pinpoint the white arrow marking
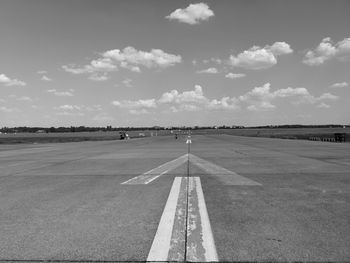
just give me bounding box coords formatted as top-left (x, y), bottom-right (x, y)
top-left (122, 153), bottom-right (260, 185)
top-left (189, 154), bottom-right (261, 186)
top-left (147, 177), bottom-right (218, 262)
top-left (121, 154), bottom-right (188, 184)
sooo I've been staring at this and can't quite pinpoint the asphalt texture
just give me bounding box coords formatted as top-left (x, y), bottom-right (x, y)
top-left (0, 134), bottom-right (349, 262)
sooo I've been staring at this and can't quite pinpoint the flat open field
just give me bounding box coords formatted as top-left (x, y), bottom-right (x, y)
top-left (0, 134), bottom-right (349, 262)
top-left (1, 127), bottom-right (348, 145)
top-left (195, 127), bottom-right (350, 141)
top-left (0, 130), bottom-right (172, 144)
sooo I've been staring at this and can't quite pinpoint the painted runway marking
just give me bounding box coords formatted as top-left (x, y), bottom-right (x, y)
top-left (147, 177), bottom-right (218, 262)
top-left (189, 154), bottom-right (261, 185)
top-left (121, 154), bottom-right (188, 185)
top-left (122, 153), bottom-right (261, 185)
top-left (147, 177), bottom-right (183, 261)
top-left (187, 177), bottom-right (218, 262)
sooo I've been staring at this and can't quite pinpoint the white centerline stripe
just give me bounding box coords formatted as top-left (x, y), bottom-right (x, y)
top-left (147, 177), bottom-right (218, 262)
top-left (147, 177), bottom-right (183, 261)
top-left (187, 177), bottom-right (218, 262)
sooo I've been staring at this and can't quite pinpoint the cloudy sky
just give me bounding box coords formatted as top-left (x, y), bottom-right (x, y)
top-left (1, 0), bottom-right (349, 127)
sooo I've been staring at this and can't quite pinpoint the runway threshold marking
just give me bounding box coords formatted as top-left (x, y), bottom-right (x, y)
top-left (121, 154), bottom-right (188, 185)
top-left (147, 177), bottom-right (218, 262)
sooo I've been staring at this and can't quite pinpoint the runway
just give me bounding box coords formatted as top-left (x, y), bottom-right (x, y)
top-left (0, 134), bottom-right (349, 262)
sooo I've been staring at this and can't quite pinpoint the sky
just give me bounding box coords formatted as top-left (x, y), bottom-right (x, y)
top-left (0, 0), bottom-right (349, 127)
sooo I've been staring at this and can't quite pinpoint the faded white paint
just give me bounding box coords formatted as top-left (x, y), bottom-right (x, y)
top-left (187, 177), bottom-right (218, 261)
top-left (147, 177), bottom-right (183, 261)
top-left (147, 176), bottom-right (218, 262)
top-left (189, 154), bottom-right (261, 185)
top-left (121, 154), bottom-right (188, 184)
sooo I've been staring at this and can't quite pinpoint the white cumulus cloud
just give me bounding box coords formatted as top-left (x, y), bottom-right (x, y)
top-left (196, 67), bottom-right (218, 74)
top-left (63, 47), bottom-right (181, 80)
top-left (122, 78), bottom-right (133, 87)
top-left (110, 83), bottom-right (337, 115)
top-left (0, 106), bottom-right (18, 113)
top-left (88, 73), bottom-right (109, 81)
top-left (62, 57), bottom-right (116, 76)
top-left (329, 82), bottom-right (348, 88)
top-left (166, 3), bottom-right (214, 25)
top-left (16, 96), bottom-right (33, 102)
top-left (0, 74), bottom-right (26, 87)
top-left (303, 37), bottom-right (350, 66)
top-left (56, 105), bottom-right (81, 111)
top-left (112, 99), bottom-right (157, 110)
top-left (103, 46), bottom-right (181, 69)
top-left (225, 73), bottom-right (246, 79)
top-left (47, 89), bottom-right (74, 97)
top-left (41, 75), bottom-right (52, 81)
top-left (230, 42), bottom-right (293, 70)
top-left (239, 83), bottom-right (338, 110)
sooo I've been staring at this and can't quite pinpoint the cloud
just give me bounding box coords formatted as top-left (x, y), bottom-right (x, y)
top-left (158, 85), bottom-right (208, 104)
top-left (16, 96), bottom-right (33, 102)
top-left (112, 99), bottom-right (157, 109)
top-left (62, 57), bottom-right (116, 75)
top-left (329, 82), bottom-right (348, 88)
top-left (41, 75), bottom-right (52, 81)
top-left (63, 47), bottom-right (181, 80)
top-left (225, 73), bottom-right (246, 79)
top-left (203, 58), bottom-right (222, 64)
top-left (230, 42), bottom-right (293, 70)
top-left (88, 73), bottom-right (109, 81)
top-left (0, 74), bottom-right (26, 86)
top-left (38, 71), bottom-right (52, 81)
top-left (103, 47), bottom-right (181, 69)
top-left (159, 85), bottom-right (240, 111)
top-left (239, 83), bottom-right (338, 110)
top-left (196, 67), bottom-right (218, 74)
top-left (129, 109), bottom-right (151, 115)
top-left (303, 37), bottom-right (350, 66)
top-left (317, 102), bottom-right (330, 108)
top-left (0, 106), bottom-right (18, 113)
top-left (93, 113), bottom-right (115, 122)
top-left (166, 3), bottom-right (214, 25)
top-left (47, 89), bottom-right (74, 97)
top-left (239, 83), bottom-right (277, 111)
top-left (54, 104), bottom-right (91, 116)
top-left (207, 97), bottom-right (240, 110)
top-left (56, 105), bottom-right (81, 111)
top-left (56, 111), bottom-right (85, 116)
top-left (111, 83), bottom-right (338, 115)
top-left (122, 78), bottom-right (133, 87)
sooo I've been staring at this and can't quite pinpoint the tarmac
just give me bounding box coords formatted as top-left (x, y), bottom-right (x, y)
top-left (0, 134), bottom-right (349, 262)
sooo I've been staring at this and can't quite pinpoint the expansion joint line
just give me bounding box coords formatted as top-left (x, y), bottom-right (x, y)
top-left (184, 136), bottom-right (191, 262)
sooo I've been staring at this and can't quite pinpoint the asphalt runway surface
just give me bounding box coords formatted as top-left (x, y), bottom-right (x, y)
top-left (0, 134), bottom-right (349, 262)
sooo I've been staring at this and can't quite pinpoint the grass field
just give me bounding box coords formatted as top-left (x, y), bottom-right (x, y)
top-left (0, 127), bottom-right (348, 144)
top-left (0, 130), bottom-right (173, 144)
top-left (193, 127), bottom-right (350, 142)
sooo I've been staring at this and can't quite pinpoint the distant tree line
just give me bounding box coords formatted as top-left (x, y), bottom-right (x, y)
top-left (0, 124), bottom-right (348, 134)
